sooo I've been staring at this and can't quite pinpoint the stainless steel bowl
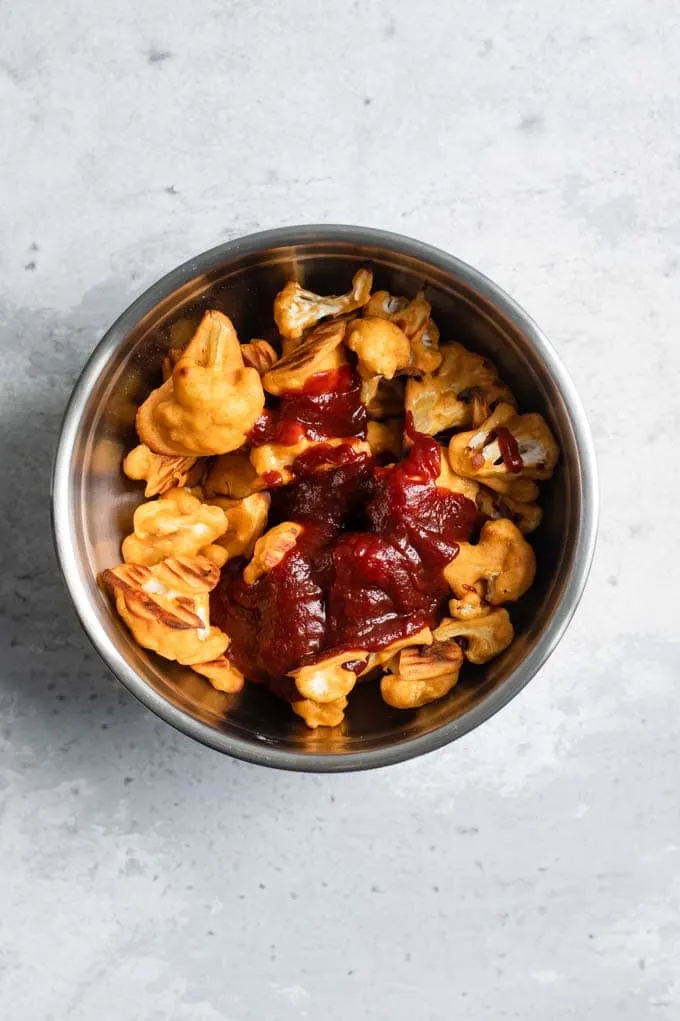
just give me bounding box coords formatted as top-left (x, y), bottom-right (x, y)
top-left (52, 225), bottom-right (598, 771)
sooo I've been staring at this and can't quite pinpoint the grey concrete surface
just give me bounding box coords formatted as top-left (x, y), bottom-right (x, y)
top-left (1, 1), bottom-right (678, 1018)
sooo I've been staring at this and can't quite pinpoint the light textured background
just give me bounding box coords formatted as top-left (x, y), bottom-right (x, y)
top-left (1, 1), bottom-right (678, 1018)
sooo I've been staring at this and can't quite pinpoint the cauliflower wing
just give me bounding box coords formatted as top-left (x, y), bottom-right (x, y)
top-left (122, 487), bottom-right (229, 567)
top-left (136, 310), bottom-right (265, 456)
top-left (444, 519), bottom-right (536, 605)
top-left (363, 627), bottom-right (434, 673)
top-left (243, 521), bottom-right (304, 585)
top-left (101, 555), bottom-right (228, 665)
top-left (476, 484), bottom-right (543, 535)
top-left (291, 696), bottom-right (349, 729)
top-left (290, 651), bottom-right (370, 704)
top-left (193, 655), bottom-right (245, 693)
top-left (434, 608), bottom-right (514, 664)
top-left (207, 493), bottom-right (271, 560)
top-left (364, 290), bottom-right (442, 373)
top-left (240, 339), bottom-right (279, 374)
top-left (405, 342), bottom-right (515, 436)
top-left (274, 269), bottom-right (373, 343)
top-left (436, 446), bottom-right (480, 501)
top-left (262, 320), bottom-right (348, 395)
top-left (380, 640), bottom-right (464, 709)
top-left (204, 451), bottom-right (267, 499)
top-left (448, 403), bottom-right (559, 497)
top-left (346, 317), bottom-right (411, 381)
top-left (123, 443), bottom-right (204, 498)
top-left (446, 585), bottom-right (489, 621)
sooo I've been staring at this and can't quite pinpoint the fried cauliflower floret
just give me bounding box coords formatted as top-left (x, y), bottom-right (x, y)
top-left (380, 640), bottom-right (464, 709)
top-left (204, 451), bottom-right (267, 499)
top-left (448, 403), bottom-right (559, 497)
top-left (101, 555), bottom-right (228, 665)
top-left (476, 485), bottom-right (543, 535)
top-left (240, 339), bottom-right (279, 374)
top-left (274, 269), bottom-right (373, 343)
top-left (291, 696), bottom-right (348, 729)
top-left (243, 521), bottom-right (304, 585)
top-left (262, 320), bottom-right (348, 395)
top-left (434, 608), bottom-right (514, 664)
top-left (364, 628), bottom-right (434, 673)
top-left (207, 493), bottom-right (271, 560)
top-left (346, 318), bottom-right (411, 380)
top-left (444, 519), bottom-right (536, 605)
top-left (405, 343), bottom-right (515, 436)
top-left (123, 444), bottom-right (204, 498)
top-left (136, 310), bottom-right (265, 456)
top-left (122, 487), bottom-right (229, 568)
top-left (366, 420), bottom-right (403, 459)
top-left (447, 586), bottom-right (489, 621)
top-left (192, 655), bottom-right (245, 693)
top-left (250, 436), bottom-right (371, 487)
top-left (290, 651), bottom-right (370, 704)
top-left (437, 447), bottom-right (480, 501)
top-left (365, 290), bottom-right (442, 373)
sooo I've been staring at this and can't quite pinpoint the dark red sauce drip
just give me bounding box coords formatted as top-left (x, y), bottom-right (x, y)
top-left (248, 366), bottom-right (367, 447)
top-left (494, 426), bottom-right (523, 474)
top-left (211, 428), bottom-right (478, 690)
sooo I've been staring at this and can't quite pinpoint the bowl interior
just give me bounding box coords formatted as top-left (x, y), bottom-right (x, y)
top-left (57, 232), bottom-right (588, 768)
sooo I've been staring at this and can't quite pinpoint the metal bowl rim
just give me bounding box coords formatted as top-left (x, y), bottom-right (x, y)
top-left (51, 224), bottom-right (599, 772)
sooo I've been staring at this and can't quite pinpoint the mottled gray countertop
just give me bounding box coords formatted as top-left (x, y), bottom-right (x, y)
top-left (1, 1), bottom-right (678, 1018)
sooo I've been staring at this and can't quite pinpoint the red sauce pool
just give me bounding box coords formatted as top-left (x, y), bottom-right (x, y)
top-left (211, 431), bottom-right (478, 688)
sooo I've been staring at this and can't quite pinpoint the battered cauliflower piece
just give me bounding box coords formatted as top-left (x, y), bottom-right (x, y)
top-left (136, 310), bottom-right (265, 456)
top-left (290, 651), bottom-right (370, 704)
top-left (444, 519), bottom-right (536, 605)
top-left (365, 290), bottom-right (442, 373)
top-left (346, 318), bottom-right (411, 380)
top-left (381, 640), bottom-right (464, 709)
top-left (204, 451), bottom-right (267, 499)
top-left (101, 555), bottom-right (228, 665)
top-left (250, 436), bottom-right (371, 487)
top-left (208, 493), bottom-right (271, 560)
top-left (274, 269), bottom-right (373, 343)
top-left (240, 339), bottom-right (279, 374)
top-left (262, 320), bottom-right (348, 395)
top-left (434, 608), bottom-right (514, 664)
top-left (366, 419), bottom-right (403, 459)
top-left (405, 342), bottom-right (515, 435)
top-left (436, 446), bottom-right (480, 501)
top-left (448, 403), bottom-right (559, 497)
top-left (123, 443), bottom-right (204, 498)
top-left (122, 487), bottom-right (229, 568)
top-left (446, 585), bottom-right (489, 621)
top-left (364, 627), bottom-right (434, 673)
top-left (291, 696), bottom-right (348, 729)
top-left (193, 655), bottom-right (245, 693)
top-left (243, 521), bottom-right (304, 585)
top-left (476, 485), bottom-right (543, 535)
